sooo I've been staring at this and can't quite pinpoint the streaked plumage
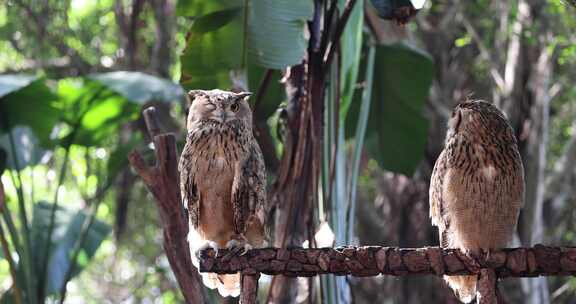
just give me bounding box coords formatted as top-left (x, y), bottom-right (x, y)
top-left (430, 100), bottom-right (524, 303)
top-left (179, 89), bottom-right (266, 297)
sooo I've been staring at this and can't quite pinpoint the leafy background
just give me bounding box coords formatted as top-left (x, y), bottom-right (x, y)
top-left (0, 0), bottom-right (575, 303)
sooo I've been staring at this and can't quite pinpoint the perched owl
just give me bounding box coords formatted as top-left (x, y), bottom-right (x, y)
top-left (429, 101), bottom-right (524, 303)
top-left (179, 89), bottom-right (267, 297)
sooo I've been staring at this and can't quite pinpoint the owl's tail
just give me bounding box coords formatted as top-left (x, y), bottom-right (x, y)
top-left (444, 275), bottom-right (477, 303)
top-left (200, 272), bottom-right (241, 298)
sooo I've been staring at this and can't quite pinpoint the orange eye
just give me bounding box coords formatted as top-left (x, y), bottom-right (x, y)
top-left (230, 103), bottom-right (239, 112)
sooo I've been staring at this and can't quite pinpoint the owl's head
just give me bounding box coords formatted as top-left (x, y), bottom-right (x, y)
top-left (186, 89), bottom-right (252, 130)
top-left (447, 100), bottom-right (516, 144)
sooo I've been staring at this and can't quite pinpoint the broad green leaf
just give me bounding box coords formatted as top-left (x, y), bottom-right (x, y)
top-left (89, 71), bottom-right (185, 103)
top-left (247, 66), bottom-right (285, 120)
top-left (339, 0), bottom-right (364, 120)
top-left (180, 7), bottom-right (244, 90)
top-left (56, 74), bottom-right (182, 147)
top-left (0, 74), bottom-right (36, 97)
top-left (31, 202), bottom-right (111, 295)
top-left (0, 126), bottom-right (46, 170)
top-left (176, 0), bottom-right (241, 17)
top-left (347, 43), bottom-right (433, 176)
top-left (0, 75), bottom-right (59, 146)
top-left (55, 78), bottom-right (137, 147)
top-left (188, 7), bottom-right (241, 34)
top-left (248, 0), bottom-right (313, 69)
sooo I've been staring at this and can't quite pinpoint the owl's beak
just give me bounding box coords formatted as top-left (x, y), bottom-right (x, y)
top-left (211, 110), bottom-right (227, 123)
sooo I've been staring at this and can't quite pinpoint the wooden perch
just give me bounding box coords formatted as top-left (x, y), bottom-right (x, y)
top-left (199, 245), bottom-right (576, 303)
top-left (128, 107), bottom-right (204, 304)
top-left (199, 245), bottom-right (576, 277)
top-left (129, 108), bottom-right (576, 304)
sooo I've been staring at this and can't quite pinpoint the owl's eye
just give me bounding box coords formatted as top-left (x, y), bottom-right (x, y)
top-left (230, 103), bottom-right (239, 112)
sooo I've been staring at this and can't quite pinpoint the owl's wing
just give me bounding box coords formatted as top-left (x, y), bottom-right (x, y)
top-left (179, 139), bottom-right (199, 230)
top-left (430, 149), bottom-right (450, 247)
top-left (232, 141), bottom-right (267, 235)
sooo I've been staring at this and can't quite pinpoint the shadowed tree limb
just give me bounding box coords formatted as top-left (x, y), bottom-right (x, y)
top-left (128, 107), bottom-right (204, 304)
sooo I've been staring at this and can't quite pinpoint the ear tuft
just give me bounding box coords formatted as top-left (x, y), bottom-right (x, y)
top-left (188, 90), bottom-right (205, 100)
top-left (187, 90), bottom-right (205, 106)
top-left (235, 92), bottom-right (252, 100)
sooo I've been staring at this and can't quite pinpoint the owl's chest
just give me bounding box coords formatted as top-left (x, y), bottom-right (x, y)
top-left (188, 127), bottom-right (248, 174)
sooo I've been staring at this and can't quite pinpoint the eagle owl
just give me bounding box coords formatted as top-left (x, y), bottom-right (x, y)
top-left (429, 101), bottom-right (524, 303)
top-left (179, 89), bottom-right (267, 297)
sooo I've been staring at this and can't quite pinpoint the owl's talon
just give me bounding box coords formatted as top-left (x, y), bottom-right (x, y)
top-left (195, 240), bottom-right (219, 260)
top-left (225, 238), bottom-right (252, 256)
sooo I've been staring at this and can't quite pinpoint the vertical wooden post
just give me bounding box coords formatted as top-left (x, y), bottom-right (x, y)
top-left (477, 268), bottom-right (497, 304)
top-left (129, 107), bottom-right (205, 304)
top-left (240, 272), bottom-right (261, 304)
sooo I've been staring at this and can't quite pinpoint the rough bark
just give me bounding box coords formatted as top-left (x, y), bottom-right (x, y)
top-left (241, 273), bottom-right (261, 304)
top-left (199, 245), bottom-right (576, 278)
top-left (128, 108), bottom-right (204, 304)
top-left (477, 269), bottom-right (497, 304)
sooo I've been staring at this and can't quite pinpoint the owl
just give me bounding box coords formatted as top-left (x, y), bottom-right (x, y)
top-left (179, 89), bottom-right (267, 297)
top-left (429, 100), bottom-right (524, 303)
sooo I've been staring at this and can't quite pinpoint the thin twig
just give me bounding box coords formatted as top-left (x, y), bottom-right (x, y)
top-left (460, 13), bottom-right (506, 91)
top-left (323, 0), bottom-right (358, 69)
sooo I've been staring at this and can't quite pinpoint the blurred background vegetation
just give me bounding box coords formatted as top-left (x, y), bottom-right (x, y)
top-left (0, 0), bottom-right (575, 303)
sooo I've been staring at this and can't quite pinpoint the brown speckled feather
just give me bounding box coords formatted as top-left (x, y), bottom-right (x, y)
top-left (429, 100), bottom-right (524, 303)
top-left (430, 149), bottom-right (449, 247)
top-left (179, 138), bottom-right (199, 228)
top-left (178, 89), bottom-right (267, 297)
top-left (232, 142), bottom-right (267, 234)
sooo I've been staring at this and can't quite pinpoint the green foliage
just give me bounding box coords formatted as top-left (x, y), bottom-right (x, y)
top-left (339, 0), bottom-right (365, 120)
top-left (30, 202), bottom-right (111, 295)
top-left (56, 72), bottom-right (183, 147)
top-left (55, 78), bottom-right (128, 147)
top-left (0, 148), bottom-right (6, 174)
top-left (0, 71), bottom-right (183, 302)
top-left (180, 6), bottom-right (244, 90)
top-left (89, 71), bottom-right (185, 103)
top-left (0, 127), bottom-right (46, 169)
top-left (247, 67), bottom-right (285, 120)
top-left (178, 3), bottom-right (289, 121)
top-left (248, 0), bottom-right (313, 69)
top-left (176, 0), bottom-right (242, 17)
top-left (347, 43), bottom-right (433, 176)
top-left (0, 75), bottom-right (60, 146)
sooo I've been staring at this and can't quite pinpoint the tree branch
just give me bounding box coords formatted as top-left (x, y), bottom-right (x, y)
top-left (199, 245), bottom-right (576, 277)
top-left (128, 107), bottom-right (204, 304)
top-left (323, 0), bottom-right (358, 68)
top-left (477, 269), bottom-right (497, 304)
top-left (460, 13), bottom-right (506, 92)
